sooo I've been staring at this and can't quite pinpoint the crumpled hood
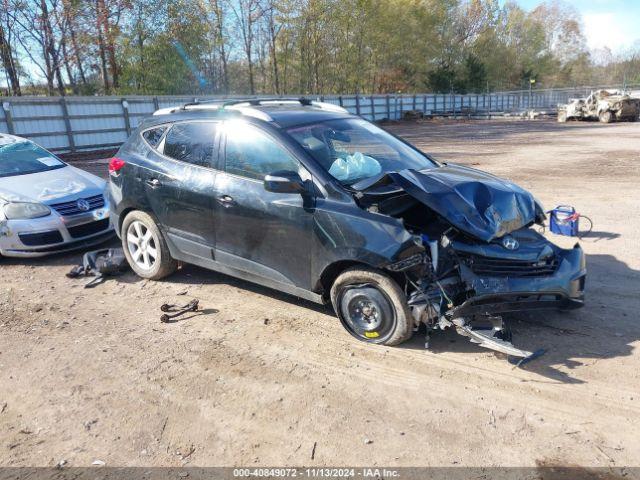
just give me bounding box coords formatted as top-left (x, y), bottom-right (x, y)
top-left (0, 165), bottom-right (105, 204)
top-left (355, 164), bottom-right (540, 242)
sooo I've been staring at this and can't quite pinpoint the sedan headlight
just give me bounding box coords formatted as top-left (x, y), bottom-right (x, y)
top-left (3, 202), bottom-right (51, 219)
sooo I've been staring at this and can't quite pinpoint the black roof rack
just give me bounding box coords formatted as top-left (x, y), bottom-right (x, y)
top-left (221, 97), bottom-right (314, 108)
top-left (178, 97), bottom-right (315, 111)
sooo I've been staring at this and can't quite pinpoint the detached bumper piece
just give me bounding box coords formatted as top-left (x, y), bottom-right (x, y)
top-left (450, 317), bottom-right (545, 366)
top-left (448, 291), bottom-right (583, 318)
top-left (431, 241), bottom-right (585, 365)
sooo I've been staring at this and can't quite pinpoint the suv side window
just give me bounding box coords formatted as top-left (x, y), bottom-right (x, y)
top-left (163, 122), bottom-right (218, 168)
top-left (142, 126), bottom-right (167, 148)
top-left (224, 123), bottom-right (300, 180)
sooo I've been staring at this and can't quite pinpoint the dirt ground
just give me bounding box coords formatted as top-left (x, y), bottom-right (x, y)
top-left (1, 119), bottom-right (639, 469)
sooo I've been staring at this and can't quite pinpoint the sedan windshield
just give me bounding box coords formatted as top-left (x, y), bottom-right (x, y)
top-left (0, 141), bottom-right (66, 178)
top-left (287, 118), bottom-right (437, 184)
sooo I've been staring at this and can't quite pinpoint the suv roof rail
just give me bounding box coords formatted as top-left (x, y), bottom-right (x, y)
top-left (221, 97), bottom-right (348, 114)
top-left (153, 97), bottom-right (349, 118)
top-left (220, 97), bottom-right (312, 108)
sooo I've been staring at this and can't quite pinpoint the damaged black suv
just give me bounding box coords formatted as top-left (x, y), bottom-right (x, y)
top-left (109, 98), bottom-right (585, 359)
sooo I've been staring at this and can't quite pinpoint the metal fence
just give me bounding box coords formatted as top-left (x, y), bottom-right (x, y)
top-left (1, 85), bottom-right (638, 154)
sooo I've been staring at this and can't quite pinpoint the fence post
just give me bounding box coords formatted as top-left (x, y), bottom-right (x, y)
top-left (412, 94), bottom-right (416, 111)
top-left (399, 96), bottom-right (403, 119)
top-left (423, 94), bottom-right (427, 114)
top-left (338, 95), bottom-right (343, 108)
top-left (121, 99), bottom-right (132, 137)
top-left (153, 96), bottom-right (160, 111)
top-left (59, 97), bottom-right (76, 153)
top-left (355, 94), bottom-right (361, 116)
top-left (1, 101), bottom-right (15, 135)
top-left (386, 95), bottom-right (390, 119)
top-left (370, 96), bottom-right (375, 121)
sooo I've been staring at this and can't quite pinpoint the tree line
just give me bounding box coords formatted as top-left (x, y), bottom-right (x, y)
top-left (1, 0), bottom-right (639, 97)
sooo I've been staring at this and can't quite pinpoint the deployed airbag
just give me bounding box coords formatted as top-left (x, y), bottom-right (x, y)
top-left (329, 152), bottom-right (381, 182)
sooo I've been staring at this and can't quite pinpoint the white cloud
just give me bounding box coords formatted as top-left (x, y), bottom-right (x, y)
top-left (582, 11), bottom-right (638, 52)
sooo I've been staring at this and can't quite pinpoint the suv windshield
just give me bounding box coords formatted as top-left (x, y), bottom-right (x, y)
top-left (0, 141), bottom-right (66, 178)
top-left (287, 118), bottom-right (437, 184)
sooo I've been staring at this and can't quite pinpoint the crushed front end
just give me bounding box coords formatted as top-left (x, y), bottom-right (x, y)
top-left (403, 227), bottom-right (585, 360)
top-left (352, 166), bottom-right (586, 361)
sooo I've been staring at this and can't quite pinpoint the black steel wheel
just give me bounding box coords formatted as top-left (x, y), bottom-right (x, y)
top-left (330, 267), bottom-right (414, 346)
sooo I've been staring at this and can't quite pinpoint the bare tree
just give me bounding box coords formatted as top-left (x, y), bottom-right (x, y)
top-left (208, 0), bottom-right (230, 94)
top-left (229, 0), bottom-right (264, 95)
top-left (92, 0), bottom-right (129, 93)
top-left (8, 0), bottom-right (67, 95)
top-left (263, 0), bottom-right (282, 94)
top-left (0, 1), bottom-right (21, 95)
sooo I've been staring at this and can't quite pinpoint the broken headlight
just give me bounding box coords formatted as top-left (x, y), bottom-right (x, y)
top-left (3, 202), bottom-right (51, 220)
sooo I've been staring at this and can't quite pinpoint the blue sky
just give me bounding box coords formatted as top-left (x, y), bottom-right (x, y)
top-left (507, 0), bottom-right (640, 53)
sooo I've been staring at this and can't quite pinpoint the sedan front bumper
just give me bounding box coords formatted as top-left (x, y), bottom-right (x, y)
top-left (0, 207), bottom-right (115, 258)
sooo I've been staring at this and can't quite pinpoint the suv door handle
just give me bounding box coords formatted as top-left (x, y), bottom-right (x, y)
top-left (146, 178), bottom-right (161, 188)
top-left (217, 194), bottom-right (236, 207)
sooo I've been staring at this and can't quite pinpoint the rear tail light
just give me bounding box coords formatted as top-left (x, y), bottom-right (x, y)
top-left (109, 157), bottom-right (126, 173)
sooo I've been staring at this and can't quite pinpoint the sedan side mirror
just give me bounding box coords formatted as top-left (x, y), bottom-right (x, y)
top-left (264, 170), bottom-right (305, 194)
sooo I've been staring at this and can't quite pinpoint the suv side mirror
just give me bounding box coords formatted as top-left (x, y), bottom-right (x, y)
top-left (264, 170), bottom-right (305, 194)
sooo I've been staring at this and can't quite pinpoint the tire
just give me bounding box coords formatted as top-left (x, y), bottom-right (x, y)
top-left (121, 210), bottom-right (177, 280)
top-left (330, 267), bottom-right (414, 346)
top-left (599, 110), bottom-right (614, 123)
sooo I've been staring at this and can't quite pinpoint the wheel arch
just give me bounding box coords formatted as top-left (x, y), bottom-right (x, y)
top-left (317, 260), bottom-right (372, 301)
top-left (118, 206), bottom-right (156, 235)
top-left (316, 259), bottom-right (405, 301)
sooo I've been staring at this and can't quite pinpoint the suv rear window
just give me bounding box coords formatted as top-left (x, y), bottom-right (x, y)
top-left (163, 122), bottom-right (218, 168)
top-left (142, 126), bottom-right (167, 147)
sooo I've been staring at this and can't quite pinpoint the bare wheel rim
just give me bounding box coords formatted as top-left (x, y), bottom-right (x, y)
top-left (338, 285), bottom-right (395, 341)
top-left (126, 220), bottom-right (159, 271)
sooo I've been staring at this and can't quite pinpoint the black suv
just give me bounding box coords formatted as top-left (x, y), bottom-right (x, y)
top-left (108, 99), bottom-right (585, 356)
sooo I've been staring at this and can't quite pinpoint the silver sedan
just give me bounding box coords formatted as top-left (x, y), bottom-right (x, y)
top-left (0, 133), bottom-right (114, 257)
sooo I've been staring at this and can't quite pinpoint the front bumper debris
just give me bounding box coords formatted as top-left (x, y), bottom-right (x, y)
top-left (452, 242), bottom-right (586, 318)
top-left (416, 237), bottom-right (586, 365)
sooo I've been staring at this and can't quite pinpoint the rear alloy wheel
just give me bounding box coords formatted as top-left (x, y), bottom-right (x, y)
top-left (122, 211), bottom-right (177, 280)
top-left (330, 267), bottom-right (414, 346)
top-left (599, 110), bottom-right (614, 123)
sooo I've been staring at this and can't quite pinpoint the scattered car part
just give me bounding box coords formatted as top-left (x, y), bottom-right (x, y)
top-left (67, 248), bottom-right (129, 288)
top-left (160, 299), bottom-right (200, 323)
